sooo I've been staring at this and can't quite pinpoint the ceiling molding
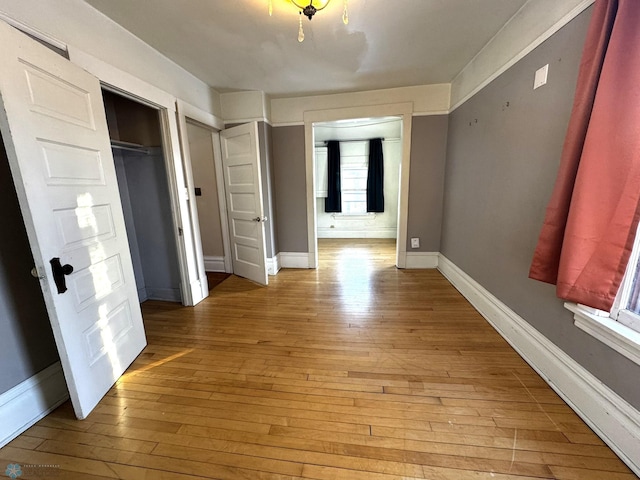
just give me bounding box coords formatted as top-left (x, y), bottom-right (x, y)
top-left (450, 0), bottom-right (595, 111)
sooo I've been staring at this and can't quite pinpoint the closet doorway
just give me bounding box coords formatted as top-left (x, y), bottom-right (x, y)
top-left (313, 117), bottom-right (403, 268)
top-left (102, 90), bottom-right (182, 303)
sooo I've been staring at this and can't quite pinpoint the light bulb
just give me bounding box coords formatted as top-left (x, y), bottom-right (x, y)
top-left (342, 0), bottom-right (348, 24)
top-left (298, 14), bottom-right (305, 42)
top-left (268, 0), bottom-right (273, 16)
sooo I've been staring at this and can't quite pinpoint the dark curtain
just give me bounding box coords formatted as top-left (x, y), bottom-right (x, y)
top-left (367, 138), bottom-right (384, 213)
top-left (324, 140), bottom-right (341, 213)
top-left (529, 0), bottom-right (640, 311)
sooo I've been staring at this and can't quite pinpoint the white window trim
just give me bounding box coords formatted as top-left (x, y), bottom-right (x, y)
top-left (566, 302), bottom-right (640, 366)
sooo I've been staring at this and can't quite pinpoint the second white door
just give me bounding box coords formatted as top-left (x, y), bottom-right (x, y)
top-left (220, 122), bottom-right (268, 286)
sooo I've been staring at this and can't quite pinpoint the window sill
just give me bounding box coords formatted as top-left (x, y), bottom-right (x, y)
top-left (565, 302), bottom-right (640, 366)
top-left (333, 213), bottom-right (376, 218)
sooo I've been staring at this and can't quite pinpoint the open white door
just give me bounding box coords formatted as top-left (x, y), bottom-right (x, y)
top-left (220, 122), bottom-right (268, 285)
top-left (0, 21), bottom-right (146, 419)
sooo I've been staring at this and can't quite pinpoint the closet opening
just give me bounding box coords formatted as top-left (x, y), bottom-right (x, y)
top-left (102, 89), bottom-right (182, 304)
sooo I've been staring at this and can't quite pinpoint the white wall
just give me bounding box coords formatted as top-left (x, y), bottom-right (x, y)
top-left (0, 0), bottom-right (220, 116)
top-left (317, 140), bottom-right (400, 239)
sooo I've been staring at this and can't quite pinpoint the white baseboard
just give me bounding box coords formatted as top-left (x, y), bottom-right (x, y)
top-left (437, 255), bottom-right (640, 476)
top-left (267, 255), bottom-right (281, 275)
top-left (204, 255), bottom-right (226, 272)
top-left (405, 252), bottom-right (439, 269)
top-left (317, 228), bottom-right (397, 239)
top-left (279, 252), bottom-right (312, 269)
top-left (0, 362), bottom-right (69, 448)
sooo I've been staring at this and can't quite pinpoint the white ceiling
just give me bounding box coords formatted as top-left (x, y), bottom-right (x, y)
top-left (84, 0), bottom-right (528, 98)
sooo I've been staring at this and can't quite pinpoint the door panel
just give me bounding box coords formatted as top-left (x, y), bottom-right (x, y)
top-left (0, 20), bottom-right (146, 419)
top-left (220, 123), bottom-right (268, 285)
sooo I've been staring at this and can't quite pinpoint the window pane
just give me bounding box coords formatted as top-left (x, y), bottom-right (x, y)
top-left (626, 260), bottom-right (640, 315)
top-left (343, 201), bottom-right (367, 214)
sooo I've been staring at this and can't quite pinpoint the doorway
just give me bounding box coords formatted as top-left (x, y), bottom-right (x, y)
top-left (0, 134), bottom-right (60, 401)
top-left (184, 120), bottom-right (227, 274)
top-left (313, 116), bottom-right (403, 267)
top-left (102, 90), bottom-right (182, 303)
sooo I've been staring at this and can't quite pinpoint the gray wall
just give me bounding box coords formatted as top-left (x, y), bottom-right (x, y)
top-left (441, 7), bottom-right (640, 409)
top-left (272, 125), bottom-right (308, 253)
top-left (0, 139), bottom-right (58, 394)
top-left (258, 122), bottom-right (279, 258)
top-left (187, 121), bottom-right (224, 259)
top-left (120, 150), bottom-right (182, 302)
top-left (271, 119), bottom-right (449, 254)
top-left (407, 115), bottom-right (449, 252)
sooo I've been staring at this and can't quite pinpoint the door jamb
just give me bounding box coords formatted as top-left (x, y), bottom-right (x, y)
top-left (72, 49), bottom-right (208, 305)
top-left (303, 103), bottom-right (414, 268)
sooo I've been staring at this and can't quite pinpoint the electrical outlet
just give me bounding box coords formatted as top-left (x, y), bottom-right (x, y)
top-left (411, 237), bottom-right (420, 249)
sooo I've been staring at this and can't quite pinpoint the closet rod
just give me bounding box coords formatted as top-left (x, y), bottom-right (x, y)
top-left (111, 140), bottom-right (150, 154)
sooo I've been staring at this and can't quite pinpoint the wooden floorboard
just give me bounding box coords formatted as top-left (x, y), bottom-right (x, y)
top-left (2, 238), bottom-right (637, 479)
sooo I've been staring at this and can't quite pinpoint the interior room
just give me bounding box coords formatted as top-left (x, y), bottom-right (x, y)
top-left (0, 1), bottom-right (639, 479)
top-left (314, 117), bottom-right (401, 267)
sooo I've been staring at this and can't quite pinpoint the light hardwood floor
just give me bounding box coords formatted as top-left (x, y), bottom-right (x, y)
top-left (1, 239), bottom-right (636, 479)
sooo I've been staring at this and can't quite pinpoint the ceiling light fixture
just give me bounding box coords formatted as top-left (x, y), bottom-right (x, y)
top-left (268, 0), bottom-right (349, 43)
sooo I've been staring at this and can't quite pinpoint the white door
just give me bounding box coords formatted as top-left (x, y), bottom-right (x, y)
top-left (0, 21), bottom-right (146, 419)
top-left (220, 122), bottom-right (268, 285)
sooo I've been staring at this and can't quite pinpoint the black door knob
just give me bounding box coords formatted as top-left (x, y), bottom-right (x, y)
top-left (50, 257), bottom-right (74, 294)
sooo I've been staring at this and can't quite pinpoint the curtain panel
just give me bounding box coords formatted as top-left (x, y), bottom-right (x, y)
top-left (324, 140), bottom-right (342, 213)
top-left (529, 0), bottom-right (640, 311)
top-left (367, 138), bottom-right (384, 213)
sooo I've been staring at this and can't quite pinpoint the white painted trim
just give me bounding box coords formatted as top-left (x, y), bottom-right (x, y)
top-left (567, 303), bottom-right (640, 367)
top-left (271, 121), bottom-right (305, 128)
top-left (279, 252), bottom-right (312, 269)
top-left (412, 110), bottom-right (451, 117)
top-left (404, 252), bottom-right (439, 269)
top-left (267, 254), bottom-right (281, 275)
top-left (204, 255), bottom-right (226, 272)
top-left (303, 103), bottom-right (414, 271)
top-left (69, 47), bottom-right (175, 109)
top-left (223, 117), bottom-right (270, 125)
top-left (450, 0), bottom-right (594, 111)
top-left (177, 99), bottom-right (224, 131)
top-left (211, 131), bottom-right (233, 274)
top-left (0, 362), bottom-right (69, 448)
top-left (0, 12), bottom-right (67, 52)
top-left (437, 255), bottom-right (640, 476)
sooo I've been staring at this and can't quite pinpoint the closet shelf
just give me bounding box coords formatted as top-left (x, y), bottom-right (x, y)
top-left (111, 140), bottom-right (150, 154)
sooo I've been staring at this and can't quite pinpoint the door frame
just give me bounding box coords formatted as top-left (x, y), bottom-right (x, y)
top-left (303, 103), bottom-right (414, 268)
top-left (176, 99), bottom-right (233, 274)
top-left (70, 48), bottom-right (210, 305)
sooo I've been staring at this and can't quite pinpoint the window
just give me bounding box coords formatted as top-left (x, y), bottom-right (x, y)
top-left (341, 164), bottom-right (368, 214)
top-left (568, 224), bottom-right (640, 366)
top-left (609, 229), bottom-right (640, 335)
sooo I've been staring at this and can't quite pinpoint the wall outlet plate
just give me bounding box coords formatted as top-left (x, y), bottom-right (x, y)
top-left (534, 64), bottom-right (549, 89)
top-left (411, 237), bottom-right (420, 249)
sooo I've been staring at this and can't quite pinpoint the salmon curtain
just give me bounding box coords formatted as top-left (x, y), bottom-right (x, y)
top-left (529, 0), bottom-right (640, 311)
